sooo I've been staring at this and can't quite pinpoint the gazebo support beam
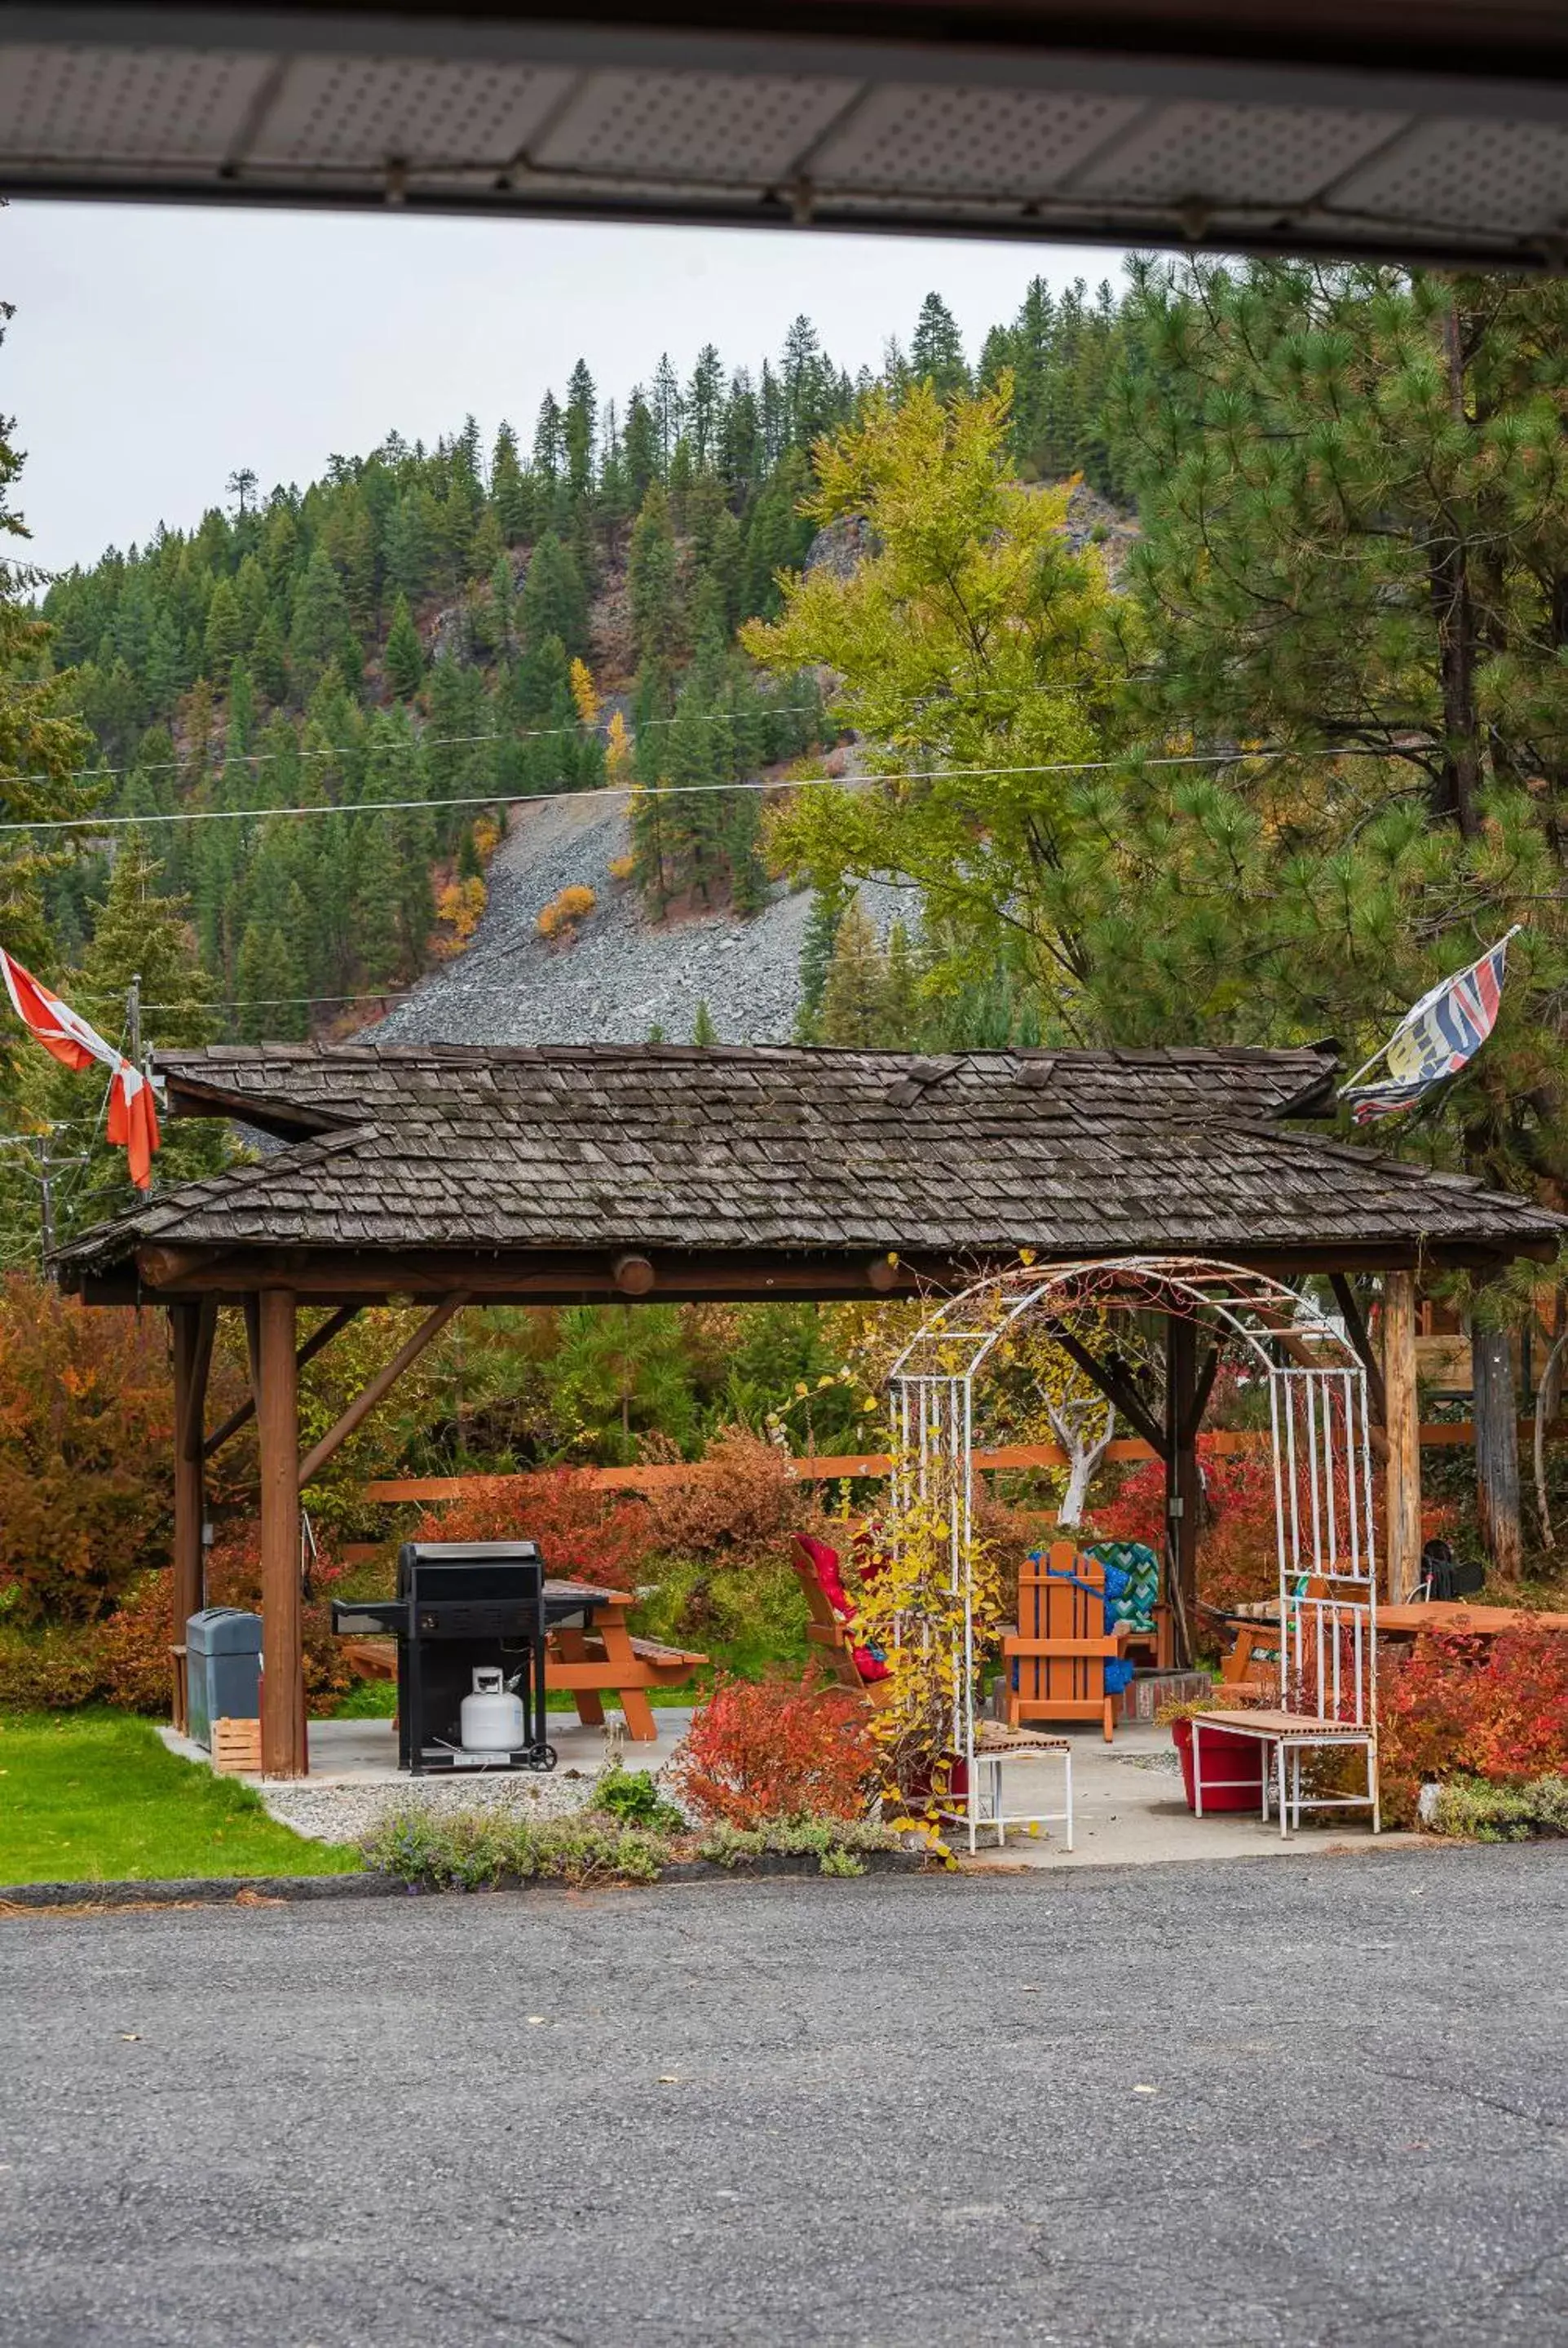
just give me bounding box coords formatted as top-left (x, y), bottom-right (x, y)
top-left (1382, 1271), bottom-right (1421, 1603)
top-left (169, 1299), bottom-right (216, 1728)
top-left (257, 1289), bottom-right (307, 1779)
top-left (1043, 1321), bottom-right (1165, 1456)
top-left (1330, 1274), bottom-right (1389, 1425)
top-left (296, 1296), bottom-right (467, 1489)
top-left (201, 1302), bottom-right (361, 1462)
top-left (1164, 1314), bottom-right (1200, 1668)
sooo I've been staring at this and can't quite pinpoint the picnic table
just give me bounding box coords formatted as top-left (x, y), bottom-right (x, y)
top-left (339, 1575), bottom-right (707, 1742)
top-left (1226, 1597), bottom-right (1568, 1640)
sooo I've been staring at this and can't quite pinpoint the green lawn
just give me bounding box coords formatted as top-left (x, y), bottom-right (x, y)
top-left (0, 1711), bottom-right (360, 1886)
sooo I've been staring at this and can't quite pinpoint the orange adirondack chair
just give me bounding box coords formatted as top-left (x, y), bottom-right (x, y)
top-left (1001, 1541), bottom-right (1127, 1741)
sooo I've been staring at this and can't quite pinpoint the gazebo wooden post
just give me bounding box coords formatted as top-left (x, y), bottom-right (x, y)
top-left (169, 1300), bottom-right (214, 1731)
top-left (256, 1288), bottom-right (307, 1778)
top-left (1164, 1313), bottom-right (1199, 1666)
top-left (1382, 1271), bottom-right (1422, 1602)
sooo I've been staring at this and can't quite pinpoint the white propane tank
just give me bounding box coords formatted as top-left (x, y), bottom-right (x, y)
top-left (460, 1666), bottom-right (524, 1758)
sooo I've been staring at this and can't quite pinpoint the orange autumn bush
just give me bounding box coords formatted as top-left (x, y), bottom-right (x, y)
top-left (672, 1671), bottom-right (878, 1828)
top-left (1376, 1625), bottom-right (1568, 1825)
top-left (0, 1276), bottom-right (176, 1623)
top-left (413, 1468), bottom-right (651, 1591)
top-left (644, 1428), bottom-right (804, 1568)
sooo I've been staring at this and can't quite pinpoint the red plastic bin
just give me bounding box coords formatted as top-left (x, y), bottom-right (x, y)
top-left (1172, 1714), bottom-right (1265, 1812)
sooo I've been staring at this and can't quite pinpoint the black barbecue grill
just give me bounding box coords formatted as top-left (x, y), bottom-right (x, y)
top-left (333, 1541), bottom-right (557, 1775)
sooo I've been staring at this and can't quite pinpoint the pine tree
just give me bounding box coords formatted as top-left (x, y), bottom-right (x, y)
top-left (1091, 258), bottom-right (1568, 1201)
top-left (623, 390), bottom-right (660, 504)
top-left (564, 359), bottom-right (597, 505)
top-left (627, 486), bottom-right (683, 694)
top-left (234, 916), bottom-right (295, 1043)
top-left (818, 900), bottom-right (893, 1044)
top-left (519, 532), bottom-right (587, 660)
top-left (691, 998), bottom-right (718, 1046)
top-left (910, 292), bottom-right (970, 400)
top-left (201, 577), bottom-right (242, 679)
top-left (385, 591), bottom-right (424, 699)
top-left (250, 604), bottom-right (288, 703)
top-left (491, 420), bottom-right (528, 543)
top-left (794, 886), bottom-right (847, 1041)
top-left (45, 831), bottom-right (225, 1228)
top-left (289, 544), bottom-right (357, 696)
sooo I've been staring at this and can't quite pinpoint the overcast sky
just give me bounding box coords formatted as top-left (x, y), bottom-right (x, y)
top-left (2, 200), bottom-right (1126, 579)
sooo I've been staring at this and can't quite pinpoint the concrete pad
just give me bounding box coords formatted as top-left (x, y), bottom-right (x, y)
top-left (952, 1721), bottom-right (1411, 1868)
top-left (157, 1707), bottom-right (696, 1788)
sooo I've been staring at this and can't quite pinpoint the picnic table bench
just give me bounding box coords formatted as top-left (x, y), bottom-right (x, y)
top-left (340, 1576), bottom-right (707, 1742)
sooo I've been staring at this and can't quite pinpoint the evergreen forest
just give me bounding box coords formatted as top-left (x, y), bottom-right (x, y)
top-left (7, 258), bottom-right (1568, 1276)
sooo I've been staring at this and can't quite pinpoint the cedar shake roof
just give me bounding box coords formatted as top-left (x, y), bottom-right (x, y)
top-left (53, 1041), bottom-right (1564, 1286)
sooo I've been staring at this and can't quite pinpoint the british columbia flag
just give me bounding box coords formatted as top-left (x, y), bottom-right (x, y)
top-left (1338, 927), bottom-right (1521, 1125)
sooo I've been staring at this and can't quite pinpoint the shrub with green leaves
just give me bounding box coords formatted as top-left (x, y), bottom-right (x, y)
top-left (362, 1804), bottom-right (665, 1890)
top-left (1426, 1775), bottom-right (1568, 1842)
top-left (592, 1763), bottom-right (686, 1835)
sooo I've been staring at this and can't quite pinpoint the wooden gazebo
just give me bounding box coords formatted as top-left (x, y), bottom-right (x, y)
top-left (55, 1041), bottom-right (1563, 1776)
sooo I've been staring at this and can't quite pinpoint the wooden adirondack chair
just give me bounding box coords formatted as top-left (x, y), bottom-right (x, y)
top-left (791, 1534), bottom-right (896, 1709)
top-left (1001, 1541), bottom-right (1127, 1741)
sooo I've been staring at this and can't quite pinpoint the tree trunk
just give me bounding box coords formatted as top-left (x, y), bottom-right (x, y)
top-left (1471, 1318), bottom-right (1522, 1581)
top-left (1429, 301), bottom-right (1483, 842)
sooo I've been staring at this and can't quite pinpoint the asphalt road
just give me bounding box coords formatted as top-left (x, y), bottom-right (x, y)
top-left (1, 1848), bottom-right (1565, 2348)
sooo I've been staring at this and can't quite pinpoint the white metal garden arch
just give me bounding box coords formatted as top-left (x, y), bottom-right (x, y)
top-left (885, 1254), bottom-right (1380, 1835)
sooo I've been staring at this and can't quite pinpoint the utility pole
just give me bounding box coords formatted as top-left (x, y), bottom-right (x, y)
top-left (126, 972), bottom-right (142, 1067)
top-left (34, 1134), bottom-right (54, 1267)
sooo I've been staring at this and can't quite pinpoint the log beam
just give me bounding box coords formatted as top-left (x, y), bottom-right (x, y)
top-left (258, 1288), bottom-right (307, 1779)
top-left (612, 1253), bottom-right (656, 1297)
top-left (1043, 1320), bottom-right (1166, 1456)
top-left (1382, 1271), bottom-right (1421, 1603)
top-left (169, 1300), bottom-right (215, 1726)
top-left (1330, 1272), bottom-right (1389, 1426)
top-left (202, 1302), bottom-right (360, 1461)
top-left (296, 1296), bottom-right (467, 1490)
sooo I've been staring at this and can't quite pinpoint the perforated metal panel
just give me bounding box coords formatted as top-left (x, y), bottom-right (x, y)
top-left (1334, 115), bottom-right (1568, 232)
top-left (251, 55), bottom-right (575, 173)
top-left (1077, 103), bottom-right (1411, 208)
top-left (811, 83), bottom-right (1144, 198)
top-left (1, 7), bottom-right (1566, 264)
top-left (534, 72), bottom-right (856, 185)
top-left (0, 41), bottom-right (270, 165)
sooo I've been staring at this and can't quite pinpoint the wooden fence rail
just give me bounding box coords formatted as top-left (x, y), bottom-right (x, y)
top-left (361, 1417), bottom-right (1565, 1505)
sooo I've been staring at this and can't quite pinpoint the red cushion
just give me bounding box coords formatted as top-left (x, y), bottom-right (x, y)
top-left (852, 1646), bottom-right (891, 1682)
top-left (795, 1533), bottom-right (855, 1621)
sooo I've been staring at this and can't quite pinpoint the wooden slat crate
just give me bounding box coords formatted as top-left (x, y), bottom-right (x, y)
top-left (211, 1716), bottom-right (262, 1775)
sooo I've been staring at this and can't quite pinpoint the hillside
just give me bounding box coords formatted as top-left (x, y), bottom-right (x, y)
top-left (29, 280), bottom-right (1133, 1056)
top-left (373, 787), bottom-right (909, 1047)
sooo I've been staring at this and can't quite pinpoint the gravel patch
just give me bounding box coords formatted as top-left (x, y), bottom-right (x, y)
top-left (258, 1762), bottom-right (638, 1846)
top-left (373, 790), bottom-right (910, 1048)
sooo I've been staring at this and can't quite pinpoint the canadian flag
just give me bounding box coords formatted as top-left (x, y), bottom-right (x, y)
top-left (0, 947), bottom-right (161, 1191)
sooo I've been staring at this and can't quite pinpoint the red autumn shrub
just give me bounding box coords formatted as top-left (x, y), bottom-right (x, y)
top-left (95, 1525), bottom-right (357, 1715)
top-left (413, 1469), bottom-right (651, 1591)
top-left (672, 1672), bottom-right (878, 1828)
top-left (1377, 1625), bottom-right (1568, 1824)
top-left (1093, 1439), bottom-right (1461, 1615)
top-left (1092, 1442), bottom-right (1281, 1610)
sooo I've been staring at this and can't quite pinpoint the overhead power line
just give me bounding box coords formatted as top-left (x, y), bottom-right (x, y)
top-left (0, 749), bottom-right (1309, 839)
top-left (3, 703), bottom-right (825, 794)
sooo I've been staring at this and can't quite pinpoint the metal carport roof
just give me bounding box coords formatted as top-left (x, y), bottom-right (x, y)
top-left (4, 2), bottom-right (1568, 266)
